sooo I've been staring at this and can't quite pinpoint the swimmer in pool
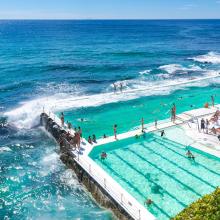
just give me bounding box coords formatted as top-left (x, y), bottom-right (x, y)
top-left (144, 198), bottom-right (153, 206)
top-left (186, 150), bottom-right (195, 160)
top-left (101, 152), bottom-right (107, 160)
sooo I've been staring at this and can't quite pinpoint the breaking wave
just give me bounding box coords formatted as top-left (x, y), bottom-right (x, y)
top-left (190, 51), bottom-right (220, 64)
top-left (158, 64), bottom-right (203, 74)
top-left (4, 69), bottom-right (220, 129)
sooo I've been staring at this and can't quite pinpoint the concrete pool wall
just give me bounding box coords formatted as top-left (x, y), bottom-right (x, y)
top-left (40, 104), bottom-right (220, 220)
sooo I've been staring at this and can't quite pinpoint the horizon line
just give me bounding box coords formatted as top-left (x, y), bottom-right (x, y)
top-left (0, 18), bottom-right (220, 21)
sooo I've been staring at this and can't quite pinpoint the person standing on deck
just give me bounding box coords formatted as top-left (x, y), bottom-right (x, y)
top-left (201, 118), bottom-right (205, 133)
top-left (173, 103), bottom-right (176, 121)
top-left (211, 95), bottom-right (215, 107)
top-left (113, 124), bottom-right (117, 140)
top-left (206, 119), bottom-right (209, 134)
top-left (155, 119), bottom-right (158, 128)
top-left (171, 106), bottom-right (174, 122)
top-left (78, 126), bottom-right (82, 138)
top-left (60, 112), bottom-right (64, 127)
top-left (141, 117), bottom-right (144, 132)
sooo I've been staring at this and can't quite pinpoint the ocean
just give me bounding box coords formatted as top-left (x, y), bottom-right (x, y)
top-left (1, 19), bottom-right (220, 220)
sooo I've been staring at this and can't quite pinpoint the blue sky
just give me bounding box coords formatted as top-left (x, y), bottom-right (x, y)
top-left (0, 0), bottom-right (220, 19)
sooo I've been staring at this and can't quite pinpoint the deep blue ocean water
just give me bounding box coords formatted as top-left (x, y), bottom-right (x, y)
top-left (1, 20), bottom-right (220, 220)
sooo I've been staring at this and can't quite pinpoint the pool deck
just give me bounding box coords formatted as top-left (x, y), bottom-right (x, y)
top-left (44, 104), bottom-right (220, 220)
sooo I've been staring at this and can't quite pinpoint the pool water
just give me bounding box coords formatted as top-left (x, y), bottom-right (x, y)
top-left (89, 127), bottom-right (220, 220)
top-left (57, 85), bottom-right (220, 139)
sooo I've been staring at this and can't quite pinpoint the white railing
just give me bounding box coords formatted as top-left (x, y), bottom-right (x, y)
top-left (75, 153), bottom-right (145, 220)
top-left (41, 107), bottom-right (154, 220)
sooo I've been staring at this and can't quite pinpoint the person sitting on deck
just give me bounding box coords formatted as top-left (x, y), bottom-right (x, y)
top-left (88, 136), bottom-right (93, 144)
top-left (201, 118), bottom-right (205, 132)
top-left (186, 150), bottom-right (195, 160)
top-left (144, 198), bottom-right (153, 206)
top-left (92, 134), bottom-right (97, 143)
top-left (101, 152), bottom-right (107, 160)
top-left (113, 124), bottom-right (117, 140)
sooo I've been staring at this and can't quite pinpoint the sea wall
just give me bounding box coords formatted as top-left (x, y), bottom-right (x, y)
top-left (40, 113), bottom-right (133, 220)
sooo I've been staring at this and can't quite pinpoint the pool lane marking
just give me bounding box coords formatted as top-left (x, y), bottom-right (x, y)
top-left (154, 136), bottom-right (220, 177)
top-left (139, 142), bottom-right (216, 189)
top-left (112, 152), bottom-right (187, 208)
top-left (127, 148), bottom-right (202, 197)
top-left (98, 155), bottom-right (172, 219)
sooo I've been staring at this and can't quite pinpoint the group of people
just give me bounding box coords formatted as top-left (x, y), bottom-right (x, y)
top-left (88, 134), bottom-right (97, 144)
top-left (113, 82), bottom-right (123, 93)
top-left (59, 112), bottom-right (82, 150)
top-left (200, 118), bottom-right (210, 133)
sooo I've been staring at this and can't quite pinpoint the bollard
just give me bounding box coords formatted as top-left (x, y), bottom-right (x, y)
top-left (104, 178), bottom-right (106, 188)
top-left (89, 164), bottom-right (91, 174)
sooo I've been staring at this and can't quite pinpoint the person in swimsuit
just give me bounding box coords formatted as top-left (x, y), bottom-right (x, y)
top-left (186, 150), bottom-right (195, 160)
top-left (101, 152), bottom-right (107, 160)
top-left (114, 124), bottom-right (117, 140)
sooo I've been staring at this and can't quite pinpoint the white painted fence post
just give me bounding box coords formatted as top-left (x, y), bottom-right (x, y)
top-left (104, 178), bottom-right (106, 188)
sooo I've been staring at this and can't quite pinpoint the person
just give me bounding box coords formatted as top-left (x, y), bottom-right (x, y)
top-left (144, 198), bottom-right (153, 206)
top-left (218, 135), bottom-right (220, 141)
top-left (103, 134), bottom-right (107, 138)
top-left (88, 136), bottom-right (93, 144)
top-left (78, 126), bottom-right (82, 138)
top-left (135, 134), bottom-right (140, 139)
top-left (120, 82), bottom-right (123, 92)
top-left (211, 95), bottom-right (215, 107)
top-left (201, 118), bottom-right (205, 132)
top-left (101, 152), bottom-right (107, 160)
top-left (155, 119), bottom-right (158, 128)
top-left (113, 124), bottom-right (117, 140)
top-left (113, 83), bottom-right (117, 93)
top-left (75, 132), bottom-right (81, 149)
top-left (205, 119), bottom-right (209, 134)
top-left (141, 117), bottom-right (144, 132)
top-left (204, 102), bottom-right (209, 108)
top-left (186, 150), bottom-right (195, 160)
top-left (67, 121), bottom-right (72, 129)
top-left (160, 130), bottom-right (165, 137)
top-left (92, 134), bottom-right (97, 143)
top-left (60, 112), bottom-right (64, 127)
top-left (173, 103), bottom-right (176, 121)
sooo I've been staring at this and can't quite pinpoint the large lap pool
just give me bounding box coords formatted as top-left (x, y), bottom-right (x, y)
top-left (89, 127), bottom-right (220, 220)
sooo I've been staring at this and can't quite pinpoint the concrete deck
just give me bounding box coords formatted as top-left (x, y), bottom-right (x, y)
top-left (44, 104), bottom-right (220, 220)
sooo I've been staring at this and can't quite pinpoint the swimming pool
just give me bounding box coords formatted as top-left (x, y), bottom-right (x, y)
top-left (89, 127), bottom-right (220, 220)
top-left (57, 85), bottom-right (220, 138)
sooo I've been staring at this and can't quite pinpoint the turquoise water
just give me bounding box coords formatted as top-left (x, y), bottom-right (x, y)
top-left (89, 127), bottom-right (220, 220)
top-left (59, 85), bottom-right (220, 139)
top-left (1, 20), bottom-right (220, 219)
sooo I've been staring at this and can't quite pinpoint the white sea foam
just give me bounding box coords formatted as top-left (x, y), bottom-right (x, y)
top-left (139, 69), bottom-right (151, 75)
top-left (159, 64), bottom-right (202, 74)
top-left (0, 146), bottom-right (12, 153)
top-left (4, 70), bottom-right (220, 129)
top-left (40, 152), bottom-right (60, 176)
top-left (190, 52), bottom-right (220, 64)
